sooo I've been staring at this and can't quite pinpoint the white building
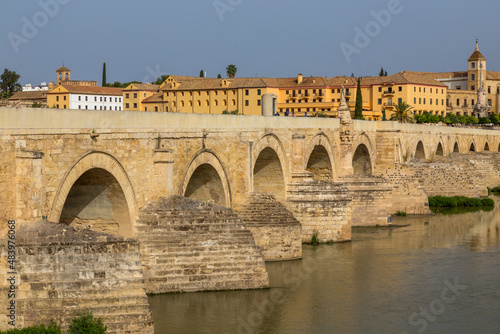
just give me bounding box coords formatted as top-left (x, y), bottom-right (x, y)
top-left (47, 85), bottom-right (123, 110)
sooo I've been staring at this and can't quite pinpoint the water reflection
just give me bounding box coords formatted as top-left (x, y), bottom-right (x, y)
top-left (149, 201), bottom-right (500, 334)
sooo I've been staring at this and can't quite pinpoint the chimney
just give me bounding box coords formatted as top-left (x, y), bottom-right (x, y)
top-left (297, 73), bottom-right (303, 84)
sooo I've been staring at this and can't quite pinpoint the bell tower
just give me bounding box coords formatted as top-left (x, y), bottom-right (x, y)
top-left (468, 40), bottom-right (486, 91)
top-left (56, 65), bottom-right (71, 85)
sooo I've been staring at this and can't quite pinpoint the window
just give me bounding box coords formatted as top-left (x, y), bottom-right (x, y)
top-left (145, 107), bottom-right (147, 111)
top-left (155, 106), bottom-right (158, 111)
top-left (464, 99), bottom-right (467, 106)
top-left (424, 88), bottom-right (426, 93)
top-left (471, 86), bottom-right (475, 91)
top-left (182, 92), bottom-right (185, 96)
top-left (63, 105), bottom-right (66, 109)
top-left (181, 101), bottom-right (185, 107)
top-left (133, 103), bottom-right (137, 108)
top-left (257, 89), bottom-right (261, 95)
top-left (232, 99), bottom-right (236, 106)
top-left (125, 93), bottom-right (129, 98)
top-left (471, 62), bottom-right (476, 69)
top-left (419, 98), bottom-right (421, 104)
top-left (471, 74), bottom-right (475, 81)
top-left (214, 91), bottom-right (218, 96)
top-left (56, 104), bottom-right (59, 108)
top-left (198, 92), bottom-right (201, 96)
top-left (197, 100), bottom-right (201, 106)
top-left (119, 98), bottom-right (121, 102)
top-left (430, 88), bottom-right (433, 93)
top-left (56, 96), bottom-right (59, 101)
top-left (378, 87), bottom-right (382, 92)
top-left (419, 87), bottom-right (421, 92)
top-left (456, 99), bottom-right (460, 106)
top-left (95, 97), bottom-right (97, 102)
top-left (104, 106), bottom-right (106, 110)
top-left (125, 103), bottom-right (129, 108)
top-left (338, 89), bottom-right (341, 93)
top-left (430, 99), bottom-right (432, 105)
top-left (399, 86), bottom-right (402, 92)
top-left (78, 96), bottom-right (81, 101)
top-left (104, 97), bottom-right (106, 102)
top-left (257, 100), bottom-right (261, 106)
top-left (442, 89), bottom-right (444, 94)
top-left (488, 86), bottom-right (491, 94)
top-left (78, 105), bottom-right (81, 109)
top-left (378, 99), bottom-right (382, 105)
top-left (414, 87), bottom-right (416, 92)
top-left (189, 100), bottom-right (193, 107)
top-left (223, 100), bottom-right (227, 106)
top-left (100, 97), bottom-right (103, 102)
top-left (214, 100), bottom-right (218, 106)
top-left (205, 100), bottom-right (209, 106)
top-left (423, 98), bottom-right (426, 104)
top-left (488, 99), bottom-right (492, 105)
top-left (286, 90), bottom-right (289, 94)
top-left (144, 93), bottom-right (146, 97)
top-left (100, 106), bottom-right (102, 110)
top-left (398, 98), bottom-right (402, 104)
top-left (85, 96), bottom-right (88, 101)
top-left (85, 106), bottom-right (88, 109)
top-left (414, 98), bottom-right (416, 104)
top-left (245, 100), bottom-right (249, 106)
top-left (313, 89), bottom-right (316, 94)
top-left (94, 106), bottom-right (97, 110)
top-left (245, 89), bottom-right (249, 96)
top-left (436, 99), bottom-right (438, 105)
top-left (115, 98), bottom-right (117, 102)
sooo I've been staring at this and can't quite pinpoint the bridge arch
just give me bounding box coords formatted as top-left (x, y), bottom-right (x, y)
top-left (49, 151), bottom-right (137, 237)
top-left (252, 134), bottom-right (288, 203)
top-left (415, 141), bottom-right (425, 159)
top-left (484, 141), bottom-right (490, 152)
top-left (352, 143), bottom-right (372, 176)
top-left (305, 133), bottom-right (336, 181)
top-left (436, 142), bottom-right (444, 156)
top-left (469, 139), bottom-right (476, 152)
top-left (180, 149), bottom-right (232, 207)
top-left (453, 141), bottom-right (460, 153)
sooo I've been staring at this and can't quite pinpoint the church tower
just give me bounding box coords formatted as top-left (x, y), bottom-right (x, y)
top-left (56, 65), bottom-right (71, 85)
top-left (468, 40), bottom-right (486, 91)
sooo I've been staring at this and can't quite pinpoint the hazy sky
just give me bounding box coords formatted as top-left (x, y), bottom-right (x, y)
top-left (2, 0), bottom-right (500, 85)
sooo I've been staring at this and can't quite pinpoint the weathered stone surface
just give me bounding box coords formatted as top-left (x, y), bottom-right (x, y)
top-left (0, 221), bottom-right (153, 333)
top-left (233, 193), bottom-right (302, 261)
top-left (135, 196), bottom-right (269, 293)
top-left (286, 177), bottom-right (352, 243)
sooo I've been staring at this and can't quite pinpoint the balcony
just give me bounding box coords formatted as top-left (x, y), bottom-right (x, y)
top-left (383, 90), bottom-right (395, 97)
top-left (383, 102), bottom-right (394, 108)
top-left (345, 91), bottom-right (352, 97)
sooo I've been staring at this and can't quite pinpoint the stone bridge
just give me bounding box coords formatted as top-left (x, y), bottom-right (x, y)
top-left (1, 107), bottom-right (500, 332)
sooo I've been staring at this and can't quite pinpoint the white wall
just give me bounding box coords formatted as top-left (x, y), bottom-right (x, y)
top-left (69, 94), bottom-right (123, 111)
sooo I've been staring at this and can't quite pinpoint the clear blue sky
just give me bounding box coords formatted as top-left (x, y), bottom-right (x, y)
top-left (2, 0), bottom-right (500, 85)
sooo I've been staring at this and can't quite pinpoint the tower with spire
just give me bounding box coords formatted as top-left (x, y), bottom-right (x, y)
top-left (468, 39), bottom-right (487, 91)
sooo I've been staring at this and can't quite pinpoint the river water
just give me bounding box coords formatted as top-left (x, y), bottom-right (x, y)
top-left (149, 204), bottom-right (500, 334)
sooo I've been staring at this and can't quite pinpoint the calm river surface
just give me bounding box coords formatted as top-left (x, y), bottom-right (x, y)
top-left (149, 203), bottom-right (500, 334)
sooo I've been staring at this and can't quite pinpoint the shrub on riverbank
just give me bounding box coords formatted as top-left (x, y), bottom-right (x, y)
top-left (428, 196), bottom-right (494, 208)
top-left (0, 313), bottom-right (106, 334)
top-left (489, 186), bottom-right (500, 193)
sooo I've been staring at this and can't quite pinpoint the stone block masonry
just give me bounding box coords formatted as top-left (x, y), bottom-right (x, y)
top-left (233, 193), bottom-right (302, 261)
top-left (135, 196), bottom-right (269, 293)
top-left (0, 221), bottom-right (154, 333)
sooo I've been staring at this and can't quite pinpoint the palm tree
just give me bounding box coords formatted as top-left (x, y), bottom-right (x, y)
top-left (390, 101), bottom-right (415, 123)
top-left (226, 64), bottom-right (237, 78)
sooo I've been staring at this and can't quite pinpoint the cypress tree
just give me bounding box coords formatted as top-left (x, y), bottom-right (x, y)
top-left (384, 70), bottom-right (388, 76)
top-left (354, 77), bottom-right (364, 119)
top-left (379, 67), bottom-right (384, 76)
top-left (199, 70), bottom-right (204, 78)
top-left (217, 74), bottom-right (222, 78)
top-left (102, 63), bottom-right (107, 86)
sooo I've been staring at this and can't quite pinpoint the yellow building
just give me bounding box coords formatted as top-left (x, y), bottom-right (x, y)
top-left (141, 76), bottom-right (278, 115)
top-left (123, 83), bottom-right (159, 111)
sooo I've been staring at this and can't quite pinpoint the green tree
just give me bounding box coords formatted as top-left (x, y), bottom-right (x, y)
top-left (384, 70), bottom-right (388, 76)
top-left (389, 101), bottom-right (415, 123)
top-left (67, 312), bottom-right (107, 334)
top-left (0, 68), bottom-right (21, 99)
top-left (102, 63), bottom-right (106, 87)
top-left (382, 109), bottom-right (387, 121)
top-left (226, 64), bottom-right (237, 78)
top-left (199, 70), bottom-right (204, 78)
top-left (354, 77), bottom-right (364, 119)
top-left (154, 75), bottom-right (169, 85)
top-left (217, 74), bottom-right (222, 79)
top-left (490, 114), bottom-right (500, 124)
top-left (379, 67), bottom-right (384, 76)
